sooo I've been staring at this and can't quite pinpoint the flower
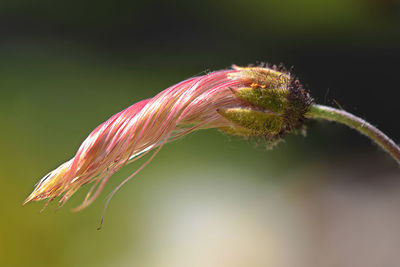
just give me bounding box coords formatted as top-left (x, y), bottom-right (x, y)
top-left (24, 65), bottom-right (312, 212)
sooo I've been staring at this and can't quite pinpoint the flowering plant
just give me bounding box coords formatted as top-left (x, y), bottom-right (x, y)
top-left (24, 64), bottom-right (400, 227)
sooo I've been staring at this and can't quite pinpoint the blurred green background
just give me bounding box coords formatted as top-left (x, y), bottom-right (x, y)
top-left (1, 0), bottom-right (400, 266)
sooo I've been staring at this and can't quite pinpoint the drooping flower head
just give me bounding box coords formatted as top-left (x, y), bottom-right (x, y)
top-left (24, 65), bottom-right (313, 212)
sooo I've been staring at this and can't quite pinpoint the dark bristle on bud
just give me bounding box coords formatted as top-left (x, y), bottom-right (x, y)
top-left (258, 63), bottom-right (314, 135)
top-left (284, 78), bottom-right (314, 132)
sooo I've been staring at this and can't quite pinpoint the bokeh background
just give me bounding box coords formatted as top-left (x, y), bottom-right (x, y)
top-left (1, 0), bottom-right (400, 266)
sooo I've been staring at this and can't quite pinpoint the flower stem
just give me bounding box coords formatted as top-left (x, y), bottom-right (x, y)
top-left (305, 104), bottom-right (400, 165)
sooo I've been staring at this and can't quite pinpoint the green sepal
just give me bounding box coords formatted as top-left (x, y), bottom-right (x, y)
top-left (234, 87), bottom-right (289, 113)
top-left (218, 108), bottom-right (283, 136)
top-left (229, 66), bottom-right (290, 88)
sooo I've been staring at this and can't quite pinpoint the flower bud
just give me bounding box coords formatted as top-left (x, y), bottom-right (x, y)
top-left (24, 64), bottom-right (314, 212)
top-left (219, 65), bottom-right (313, 141)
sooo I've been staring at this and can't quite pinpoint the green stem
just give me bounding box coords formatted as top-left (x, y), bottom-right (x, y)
top-left (305, 104), bottom-right (400, 165)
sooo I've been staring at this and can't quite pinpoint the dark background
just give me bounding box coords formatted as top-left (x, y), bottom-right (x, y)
top-left (1, 1), bottom-right (400, 266)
